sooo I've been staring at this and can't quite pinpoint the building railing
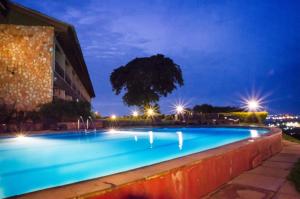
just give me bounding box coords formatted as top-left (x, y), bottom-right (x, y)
top-left (54, 71), bottom-right (86, 102)
top-left (55, 61), bottom-right (64, 78)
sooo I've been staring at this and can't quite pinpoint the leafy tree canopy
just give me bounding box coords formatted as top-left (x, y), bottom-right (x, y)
top-left (193, 104), bottom-right (244, 113)
top-left (110, 54), bottom-right (184, 107)
top-left (39, 99), bottom-right (91, 122)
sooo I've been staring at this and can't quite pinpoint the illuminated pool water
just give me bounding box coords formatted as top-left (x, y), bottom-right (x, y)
top-left (0, 127), bottom-right (269, 198)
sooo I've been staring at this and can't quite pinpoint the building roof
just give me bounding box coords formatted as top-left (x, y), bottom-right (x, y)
top-left (0, 0), bottom-right (95, 98)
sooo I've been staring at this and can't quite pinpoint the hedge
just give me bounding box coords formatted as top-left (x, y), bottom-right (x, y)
top-left (228, 111), bottom-right (268, 123)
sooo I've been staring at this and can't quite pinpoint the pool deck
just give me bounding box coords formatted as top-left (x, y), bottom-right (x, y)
top-left (205, 140), bottom-right (300, 199)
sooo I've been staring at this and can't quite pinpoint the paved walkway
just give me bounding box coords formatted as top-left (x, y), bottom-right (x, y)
top-left (206, 140), bottom-right (300, 199)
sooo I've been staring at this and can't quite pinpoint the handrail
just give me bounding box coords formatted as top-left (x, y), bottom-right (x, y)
top-left (87, 116), bottom-right (96, 132)
top-left (78, 116), bottom-right (87, 133)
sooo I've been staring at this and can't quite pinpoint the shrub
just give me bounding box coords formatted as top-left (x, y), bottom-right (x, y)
top-left (39, 99), bottom-right (92, 122)
top-left (193, 104), bottom-right (243, 113)
top-left (0, 102), bottom-right (15, 124)
top-left (229, 111), bottom-right (268, 123)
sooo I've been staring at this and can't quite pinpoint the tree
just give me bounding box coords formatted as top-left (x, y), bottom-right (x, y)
top-left (193, 104), bottom-right (214, 113)
top-left (193, 104), bottom-right (244, 113)
top-left (110, 54), bottom-right (184, 107)
top-left (39, 99), bottom-right (92, 122)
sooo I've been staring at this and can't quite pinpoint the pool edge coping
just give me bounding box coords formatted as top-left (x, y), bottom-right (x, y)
top-left (0, 124), bottom-right (267, 138)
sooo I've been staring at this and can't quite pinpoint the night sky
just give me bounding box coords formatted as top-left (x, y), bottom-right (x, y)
top-left (15, 0), bottom-right (300, 115)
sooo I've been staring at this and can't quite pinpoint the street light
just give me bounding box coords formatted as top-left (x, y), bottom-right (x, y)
top-left (176, 105), bottom-right (184, 114)
top-left (132, 111), bottom-right (139, 117)
top-left (247, 99), bottom-right (259, 112)
top-left (111, 114), bottom-right (117, 120)
top-left (16, 133), bottom-right (25, 139)
top-left (147, 108), bottom-right (154, 117)
top-left (173, 103), bottom-right (186, 121)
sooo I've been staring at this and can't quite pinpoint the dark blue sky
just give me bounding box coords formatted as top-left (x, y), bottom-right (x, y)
top-left (16, 0), bottom-right (300, 115)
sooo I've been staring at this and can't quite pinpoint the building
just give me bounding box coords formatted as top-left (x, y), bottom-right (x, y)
top-left (0, 0), bottom-right (95, 111)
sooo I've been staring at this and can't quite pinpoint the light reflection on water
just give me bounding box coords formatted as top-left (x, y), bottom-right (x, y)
top-left (177, 131), bottom-right (183, 150)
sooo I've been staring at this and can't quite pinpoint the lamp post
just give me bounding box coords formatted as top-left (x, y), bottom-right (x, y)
top-left (146, 108), bottom-right (155, 125)
top-left (175, 105), bottom-right (185, 122)
top-left (246, 99), bottom-right (260, 123)
top-left (247, 100), bottom-right (259, 112)
top-left (132, 111), bottom-right (139, 118)
top-left (109, 114), bottom-right (117, 128)
top-left (111, 114), bottom-right (117, 120)
top-left (147, 108), bottom-right (154, 117)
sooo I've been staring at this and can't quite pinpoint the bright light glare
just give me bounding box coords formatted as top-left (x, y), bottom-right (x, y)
top-left (240, 91), bottom-right (268, 112)
top-left (108, 128), bottom-right (116, 133)
top-left (111, 114), bottom-right (117, 120)
top-left (286, 122), bottom-right (300, 127)
top-left (147, 108), bottom-right (154, 116)
top-left (132, 111), bottom-right (139, 117)
top-left (247, 100), bottom-right (259, 111)
top-left (176, 105), bottom-right (184, 114)
top-left (171, 100), bottom-right (189, 115)
top-left (16, 134), bottom-right (25, 139)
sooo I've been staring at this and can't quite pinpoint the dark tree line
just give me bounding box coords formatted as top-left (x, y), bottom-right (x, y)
top-left (0, 99), bottom-right (92, 132)
top-left (193, 104), bottom-right (244, 113)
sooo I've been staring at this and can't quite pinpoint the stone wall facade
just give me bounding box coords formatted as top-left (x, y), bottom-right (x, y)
top-left (0, 25), bottom-right (54, 111)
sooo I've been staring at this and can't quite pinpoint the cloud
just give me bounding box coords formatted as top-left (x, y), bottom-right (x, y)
top-left (23, 0), bottom-right (239, 61)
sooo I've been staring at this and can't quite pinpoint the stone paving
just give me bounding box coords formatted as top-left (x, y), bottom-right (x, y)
top-left (206, 140), bottom-right (300, 199)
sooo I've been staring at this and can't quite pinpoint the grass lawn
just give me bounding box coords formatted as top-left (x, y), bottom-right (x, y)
top-left (288, 158), bottom-right (300, 192)
top-left (283, 133), bottom-right (300, 192)
top-left (282, 133), bottom-right (300, 144)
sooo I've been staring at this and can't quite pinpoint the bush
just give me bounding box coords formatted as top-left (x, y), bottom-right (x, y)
top-left (0, 103), bottom-right (42, 132)
top-left (229, 112), bottom-right (268, 123)
top-left (162, 114), bottom-right (174, 120)
top-left (193, 104), bottom-right (243, 113)
top-left (0, 103), bottom-right (15, 124)
top-left (39, 99), bottom-right (92, 122)
top-left (0, 99), bottom-right (91, 132)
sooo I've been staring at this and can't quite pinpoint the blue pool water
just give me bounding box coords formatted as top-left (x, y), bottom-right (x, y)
top-left (0, 127), bottom-right (269, 198)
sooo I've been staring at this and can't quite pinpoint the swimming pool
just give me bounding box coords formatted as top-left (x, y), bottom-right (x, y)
top-left (0, 127), bottom-right (269, 198)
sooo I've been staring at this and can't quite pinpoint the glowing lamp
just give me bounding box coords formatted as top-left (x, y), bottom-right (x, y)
top-left (16, 133), bottom-right (25, 140)
top-left (147, 108), bottom-right (154, 117)
top-left (108, 128), bottom-right (116, 133)
top-left (176, 105), bottom-right (184, 114)
top-left (132, 111), bottom-right (139, 117)
top-left (247, 100), bottom-right (259, 111)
